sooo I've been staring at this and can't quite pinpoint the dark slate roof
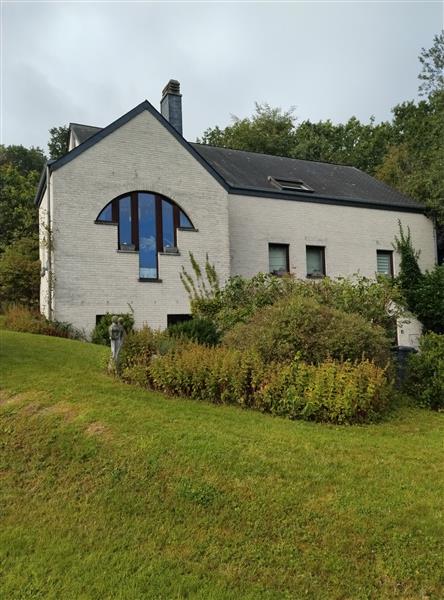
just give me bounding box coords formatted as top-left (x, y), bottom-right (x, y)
top-left (190, 143), bottom-right (423, 211)
top-left (36, 110), bottom-right (423, 213)
top-left (70, 123), bottom-right (102, 144)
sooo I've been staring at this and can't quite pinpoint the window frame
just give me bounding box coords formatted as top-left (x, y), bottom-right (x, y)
top-left (268, 176), bottom-right (314, 193)
top-left (95, 191), bottom-right (195, 281)
top-left (376, 249), bottom-right (394, 278)
top-left (268, 243), bottom-right (290, 276)
top-left (306, 245), bottom-right (326, 279)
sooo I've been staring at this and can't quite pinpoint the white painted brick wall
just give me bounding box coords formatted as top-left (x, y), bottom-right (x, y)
top-left (43, 107), bottom-right (437, 336)
top-left (228, 195), bottom-right (436, 278)
top-left (49, 110), bottom-right (230, 335)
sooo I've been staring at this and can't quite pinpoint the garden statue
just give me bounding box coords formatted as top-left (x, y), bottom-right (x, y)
top-left (108, 315), bottom-right (125, 368)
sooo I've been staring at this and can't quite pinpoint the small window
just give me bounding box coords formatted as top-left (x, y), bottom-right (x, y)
top-left (269, 244), bottom-right (289, 276)
top-left (119, 196), bottom-right (134, 250)
top-left (179, 210), bottom-right (193, 229)
top-left (377, 250), bottom-right (393, 277)
top-left (306, 246), bottom-right (325, 278)
top-left (96, 203), bottom-right (113, 223)
top-left (167, 314), bottom-right (192, 326)
top-left (269, 176), bottom-right (314, 193)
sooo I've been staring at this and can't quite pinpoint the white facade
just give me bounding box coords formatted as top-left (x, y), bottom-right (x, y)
top-left (38, 100), bottom-right (437, 337)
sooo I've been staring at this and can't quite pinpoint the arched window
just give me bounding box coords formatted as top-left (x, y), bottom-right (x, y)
top-left (95, 192), bottom-right (195, 280)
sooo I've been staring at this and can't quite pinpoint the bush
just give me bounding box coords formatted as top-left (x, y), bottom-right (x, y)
top-left (256, 358), bottom-right (390, 424)
top-left (119, 326), bottom-right (173, 386)
top-left (0, 237), bottom-right (40, 308)
top-left (406, 333), bottom-right (444, 410)
top-left (168, 317), bottom-right (220, 346)
top-left (4, 305), bottom-right (84, 340)
top-left (223, 296), bottom-right (392, 367)
top-left (91, 312), bottom-right (134, 345)
top-left (413, 266), bottom-right (444, 334)
top-left (149, 343), bottom-right (266, 406)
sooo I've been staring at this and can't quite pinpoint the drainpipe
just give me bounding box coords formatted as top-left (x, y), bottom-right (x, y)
top-left (46, 164), bottom-right (53, 320)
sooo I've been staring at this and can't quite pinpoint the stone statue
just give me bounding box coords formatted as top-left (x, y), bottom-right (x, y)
top-left (109, 315), bottom-right (125, 367)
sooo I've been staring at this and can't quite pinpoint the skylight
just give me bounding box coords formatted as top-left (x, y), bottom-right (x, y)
top-left (268, 176), bottom-right (314, 193)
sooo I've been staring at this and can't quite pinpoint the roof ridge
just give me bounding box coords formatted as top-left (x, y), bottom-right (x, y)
top-left (191, 142), bottom-right (357, 169)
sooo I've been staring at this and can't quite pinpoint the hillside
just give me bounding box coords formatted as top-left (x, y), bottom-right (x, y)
top-left (1, 330), bottom-right (443, 599)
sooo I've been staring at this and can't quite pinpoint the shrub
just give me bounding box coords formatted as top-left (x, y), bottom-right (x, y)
top-left (91, 312), bottom-right (134, 345)
top-left (149, 343), bottom-right (266, 406)
top-left (256, 358), bottom-right (390, 424)
top-left (119, 326), bottom-right (173, 386)
top-left (4, 305), bottom-right (84, 340)
top-left (413, 266), bottom-right (444, 334)
top-left (223, 296), bottom-right (392, 367)
top-left (168, 317), bottom-right (220, 346)
top-left (0, 237), bottom-right (40, 308)
top-left (406, 333), bottom-right (444, 410)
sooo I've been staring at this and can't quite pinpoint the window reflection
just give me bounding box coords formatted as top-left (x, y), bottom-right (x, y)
top-left (119, 196), bottom-right (133, 249)
top-left (138, 193), bottom-right (157, 279)
top-left (162, 200), bottom-right (175, 249)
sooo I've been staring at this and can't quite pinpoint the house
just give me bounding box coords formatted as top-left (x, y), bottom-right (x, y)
top-left (35, 80), bottom-right (437, 336)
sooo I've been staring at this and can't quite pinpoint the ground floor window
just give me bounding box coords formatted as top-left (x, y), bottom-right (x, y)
top-left (167, 314), bottom-right (192, 326)
top-left (306, 246), bottom-right (326, 278)
top-left (377, 250), bottom-right (393, 277)
top-left (269, 244), bottom-right (289, 276)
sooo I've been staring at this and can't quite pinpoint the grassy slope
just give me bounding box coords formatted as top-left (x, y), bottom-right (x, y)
top-left (0, 331), bottom-right (443, 600)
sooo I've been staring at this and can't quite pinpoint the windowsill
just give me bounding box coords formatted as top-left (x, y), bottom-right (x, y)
top-left (117, 249), bottom-right (138, 254)
top-left (138, 278), bottom-right (163, 283)
top-left (178, 227), bottom-right (198, 232)
top-left (306, 274), bottom-right (325, 279)
top-left (160, 251), bottom-right (180, 256)
top-left (95, 220), bottom-right (118, 226)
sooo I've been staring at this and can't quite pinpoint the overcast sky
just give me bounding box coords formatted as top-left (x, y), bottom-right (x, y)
top-left (1, 1), bottom-right (442, 153)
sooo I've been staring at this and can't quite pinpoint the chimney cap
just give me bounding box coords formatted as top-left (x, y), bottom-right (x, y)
top-left (162, 79), bottom-right (181, 98)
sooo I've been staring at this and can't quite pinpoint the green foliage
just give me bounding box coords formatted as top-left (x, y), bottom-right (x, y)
top-left (406, 333), bottom-right (444, 410)
top-left (199, 103), bottom-right (297, 157)
top-left (0, 237), bottom-right (40, 308)
top-left (48, 125), bottom-right (69, 160)
top-left (223, 295), bottom-right (392, 367)
top-left (4, 305), bottom-right (84, 340)
top-left (0, 163), bottom-right (40, 251)
top-left (418, 31), bottom-right (444, 97)
top-left (180, 251), bottom-right (219, 301)
top-left (149, 343), bottom-right (266, 407)
top-left (257, 358), bottom-right (390, 424)
top-left (393, 222), bottom-right (424, 311)
top-left (119, 326), bottom-right (171, 387)
top-left (91, 312), bottom-right (134, 345)
top-left (0, 144), bottom-right (46, 176)
top-left (413, 266), bottom-right (444, 334)
top-left (168, 318), bottom-right (220, 346)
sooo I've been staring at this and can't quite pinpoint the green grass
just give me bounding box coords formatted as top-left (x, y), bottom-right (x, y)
top-left (1, 330), bottom-right (443, 599)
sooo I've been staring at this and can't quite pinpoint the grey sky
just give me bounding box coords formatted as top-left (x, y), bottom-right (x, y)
top-left (2, 1), bottom-right (442, 153)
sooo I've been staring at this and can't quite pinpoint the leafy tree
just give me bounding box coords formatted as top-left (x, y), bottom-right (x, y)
top-left (0, 163), bottom-right (39, 251)
top-left (48, 125), bottom-right (69, 160)
top-left (0, 237), bottom-right (40, 307)
top-left (199, 103), bottom-right (297, 157)
top-left (418, 31), bottom-right (444, 97)
top-left (0, 144), bottom-right (46, 175)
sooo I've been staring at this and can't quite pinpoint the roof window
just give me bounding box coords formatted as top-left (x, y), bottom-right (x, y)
top-left (268, 176), bottom-right (314, 193)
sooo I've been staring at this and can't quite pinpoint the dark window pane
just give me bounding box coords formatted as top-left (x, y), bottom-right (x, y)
top-left (269, 244), bottom-right (288, 274)
top-left (119, 196), bottom-right (133, 249)
top-left (97, 203), bottom-right (112, 222)
top-left (138, 193), bottom-right (157, 279)
top-left (377, 251), bottom-right (393, 276)
top-left (179, 210), bottom-right (193, 228)
top-left (306, 246), bottom-right (325, 277)
top-left (162, 200), bottom-right (175, 248)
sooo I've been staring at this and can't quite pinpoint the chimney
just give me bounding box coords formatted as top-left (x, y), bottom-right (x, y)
top-left (160, 79), bottom-right (182, 135)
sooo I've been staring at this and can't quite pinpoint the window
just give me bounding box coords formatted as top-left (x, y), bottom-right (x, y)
top-left (269, 244), bottom-right (289, 275)
top-left (268, 176), bottom-right (314, 193)
top-left (167, 314), bottom-right (192, 326)
top-left (377, 250), bottom-right (393, 277)
top-left (95, 192), bottom-right (194, 280)
top-left (306, 246), bottom-right (325, 278)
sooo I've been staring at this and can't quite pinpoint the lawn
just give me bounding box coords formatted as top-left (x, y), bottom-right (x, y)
top-left (0, 330), bottom-right (443, 599)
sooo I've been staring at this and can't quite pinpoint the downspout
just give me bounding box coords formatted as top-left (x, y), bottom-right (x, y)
top-left (46, 164), bottom-right (53, 320)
